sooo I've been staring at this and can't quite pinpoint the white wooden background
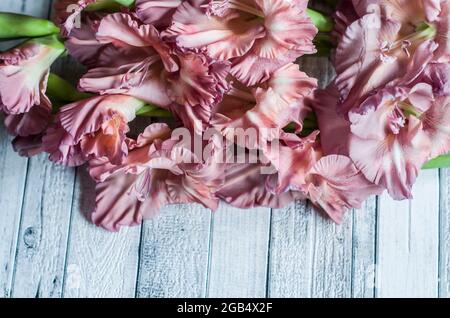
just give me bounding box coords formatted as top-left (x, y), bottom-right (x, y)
top-left (0, 0), bottom-right (448, 298)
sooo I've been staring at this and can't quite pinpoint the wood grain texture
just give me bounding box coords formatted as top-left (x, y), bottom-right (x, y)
top-left (439, 168), bottom-right (450, 297)
top-left (268, 202), bottom-right (373, 298)
top-left (267, 201), bottom-right (316, 297)
top-left (376, 170), bottom-right (440, 298)
top-left (0, 0), bottom-right (53, 299)
top-left (0, 125), bottom-right (28, 298)
top-left (11, 155), bottom-right (75, 298)
top-left (62, 170), bottom-right (141, 298)
top-left (351, 198), bottom-right (377, 298)
top-left (136, 205), bottom-right (211, 298)
top-left (207, 204), bottom-right (271, 298)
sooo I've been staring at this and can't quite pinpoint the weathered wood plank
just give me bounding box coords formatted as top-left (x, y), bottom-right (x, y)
top-left (11, 155), bottom-right (75, 298)
top-left (440, 168), bottom-right (450, 298)
top-left (62, 170), bottom-right (141, 298)
top-left (267, 54), bottom-right (378, 298)
top-left (376, 170), bottom-right (440, 298)
top-left (267, 201), bottom-right (315, 297)
top-left (0, 0), bottom-right (53, 299)
top-left (207, 204), bottom-right (271, 298)
top-left (136, 205), bottom-right (211, 298)
top-left (268, 203), bottom-right (368, 298)
top-left (0, 126), bottom-right (29, 299)
top-left (351, 197), bottom-right (377, 298)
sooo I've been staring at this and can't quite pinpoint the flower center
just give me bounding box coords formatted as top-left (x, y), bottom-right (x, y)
top-left (381, 22), bottom-right (437, 57)
top-left (208, 0), bottom-right (264, 18)
top-left (398, 101), bottom-right (423, 118)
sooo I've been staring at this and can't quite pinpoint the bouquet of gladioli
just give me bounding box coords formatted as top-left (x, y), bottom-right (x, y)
top-left (0, 0), bottom-right (448, 231)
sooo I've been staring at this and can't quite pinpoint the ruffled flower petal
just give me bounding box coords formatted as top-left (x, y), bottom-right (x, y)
top-left (307, 84), bottom-right (352, 156)
top-left (135, 0), bottom-right (183, 28)
top-left (305, 154), bottom-right (383, 223)
top-left (0, 41), bottom-right (63, 114)
top-left (165, 51), bottom-right (230, 107)
top-left (4, 99), bottom-right (52, 137)
top-left (164, 1), bottom-right (266, 60)
top-left (43, 95), bottom-right (143, 166)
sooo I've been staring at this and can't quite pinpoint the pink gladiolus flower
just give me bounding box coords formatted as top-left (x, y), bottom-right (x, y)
top-left (263, 131), bottom-right (321, 194)
top-left (304, 155), bottom-right (383, 223)
top-left (212, 63), bottom-right (317, 148)
top-left (89, 124), bottom-right (224, 231)
top-left (0, 38), bottom-right (64, 115)
top-left (78, 13), bottom-right (229, 109)
top-left (2, 101), bottom-right (52, 158)
top-left (3, 101), bottom-right (52, 138)
top-left (43, 94), bottom-right (145, 167)
top-left (217, 151), bottom-right (304, 209)
top-left (418, 63), bottom-right (450, 158)
top-left (348, 84), bottom-right (433, 199)
top-left (334, 0), bottom-right (449, 113)
top-left (164, 0), bottom-right (317, 85)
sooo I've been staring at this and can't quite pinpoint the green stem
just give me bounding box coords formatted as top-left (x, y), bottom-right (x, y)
top-left (136, 104), bottom-right (172, 118)
top-left (47, 73), bottom-right (93, 103)
top-left (0, 12), bottom-right (59, 39)
top-left (307, 8), bottom-right (334, 33)
top-left (85, 0), bottom-right (135, 11)
top-left (422, 154), bottom-right (450, 169)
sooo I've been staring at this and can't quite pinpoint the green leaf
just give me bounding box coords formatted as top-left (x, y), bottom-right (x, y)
top-left (307, 9), bottom-right (334, 33)
top-left (47, 73), bottom-right (93, 104)
top-left (136, 104), bottom-right (172, 118)
top-left (0, 12), bottom-right (59, 39)
top-left (422, 154), bottom-right (450, 169)
top-left (86, 0), bottom-right (135, 11)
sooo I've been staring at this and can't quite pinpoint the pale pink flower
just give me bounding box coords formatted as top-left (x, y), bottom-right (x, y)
top-left (348, 85), bottom-right (433, 199)
top-left (217, 151), bottom-right (304, 209)
top-left (417, 63), bottom-right (450, 158)
top-left (0, 39), bottom-right (64, 115)
top-left (3, 101), bottom-right (52, 138)
top-left (78, 13), bottom-right (229, 109)
top-left (334, 0), bottom-right (449, 113)
top-left (89, 124), bottom-right (224, 231)
top-left (263, 132), bottom-right (321, 194)
top-left (212, 63), bottom-right (317, 148)
top-left (43, 94), bottom-right (144, 167)
top-left (164, 0), bottom-right (317, 85)
top-left (304, 155), bottom-right (383, 223)
top-left (2, 100), bottom-right (52, 158)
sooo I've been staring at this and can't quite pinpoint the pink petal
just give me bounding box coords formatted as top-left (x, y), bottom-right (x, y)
top-left (307, 85), bottom-right (352, 156)
top-left (43, 95), bottom-right (142, 166)
top-left (163, 1), bottom-right (266, 60)
top-left (306, 155), bottom-right (382, 223)
top-left (0, 42), bottom-right (61, 115)
top-left (4, 100), bottom-right (52, 137)
top-left (79, 60), bottom-right (172, 107)
top-left (92, 172), bottom-right (152, 232)
top-left (349, 114), bottom-right (430, 200)
top-left (165, 51), bottom-right (230, 107)
top-left (135, 0), bottom-right (182, 28)
top-left (97, 13), bottom-right (178, 72)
